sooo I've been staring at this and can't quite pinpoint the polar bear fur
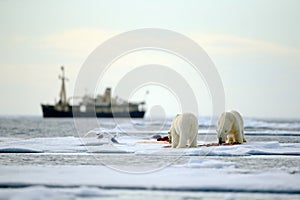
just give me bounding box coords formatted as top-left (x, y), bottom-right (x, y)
top-left (217, 110), bottom-right (246, 144)
top-left (169, 113), bottom-right (198, 148)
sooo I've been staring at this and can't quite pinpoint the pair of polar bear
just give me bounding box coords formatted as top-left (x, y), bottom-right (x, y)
top-left (169, 110), bottom-right (246, 148)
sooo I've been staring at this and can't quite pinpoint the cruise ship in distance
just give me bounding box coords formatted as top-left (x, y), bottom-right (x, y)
top-left (41, 66), bottom-right (146, 118)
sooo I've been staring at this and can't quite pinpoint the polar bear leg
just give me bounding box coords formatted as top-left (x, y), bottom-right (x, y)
top-left (189, 136), bottom-right (198, 148)
top-left (177, 133), bottom-right (187, 148)
top-left (227, 133), bottom-right (236, 144)
top-left (236, 133), bottom-right (244, 144)
top-left (236, 125), bottom-right (244, 144)
top-left (172, 131), bottom-right (179, 148)
top-left (230, 110), bottom-right (246, 143)
top-left (242, 130), bottom-right (247, 142)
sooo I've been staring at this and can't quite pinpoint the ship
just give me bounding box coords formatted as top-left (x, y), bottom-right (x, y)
top-left (41, 66), bottom-right (146, 118)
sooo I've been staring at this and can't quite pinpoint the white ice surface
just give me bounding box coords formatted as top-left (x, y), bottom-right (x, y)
top-left (1, 136), bottom-right (300, 156)
top-left (0, 165), bottom-right (299, 194)
top-left (181, 158), bottom-right (236, 169)
top-left (115, 136), bottom-right (300, 156)
top-left (0, 137), bottom-right (86, 153)
top-left (1, 136), bottom-right (300, 196)
top-left (0, 185), bottom-right (115, 200)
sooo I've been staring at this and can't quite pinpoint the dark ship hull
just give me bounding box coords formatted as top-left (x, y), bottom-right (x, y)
top-left (41, 104), bottom-right (145, 118)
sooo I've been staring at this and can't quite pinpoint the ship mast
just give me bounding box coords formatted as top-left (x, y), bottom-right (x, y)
top-left (58, 66), bottom-right (68, 105)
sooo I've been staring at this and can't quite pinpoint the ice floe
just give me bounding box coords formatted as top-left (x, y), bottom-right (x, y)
top-left (1, 136), bottom-right (300, 156)
top-left (0, 165), bottom-right (299, 194)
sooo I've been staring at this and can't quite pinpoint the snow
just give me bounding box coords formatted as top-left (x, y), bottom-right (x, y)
top-left (0, 137), bottom-right (85, 153)
top-left (1, 136), bottom-right (300, 156)
top-left (182, 158), bottom-right (236, 169)
top-left (113, 136), bottom-right (300, 156)
top-left (0, 186), bottom-right (114, 200)
top-left (0, 136), bottom-right (300, 198)
top-left (0, 165), bottom-right (299, 194)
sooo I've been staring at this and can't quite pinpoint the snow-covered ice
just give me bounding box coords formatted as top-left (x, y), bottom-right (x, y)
top-left (0, 137), bottom-right (86, 153)
top-left (182, 158), bottom-right (236, 169)
top-left (1, 135), bottom-right (300, 198)
top-left (0, 165), bottom-right (299, 194)
top-left (1, 136), bottom-right (300, 157)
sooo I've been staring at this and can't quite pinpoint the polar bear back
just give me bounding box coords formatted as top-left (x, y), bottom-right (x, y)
top-left (217, 110), bottom-right (245, 144)
top-left (178, 113), bottom-right (198, 135)
top-left (218, 111), bottom-right (242, 132)
top-left (218, 112), bottom-right (233, 127)
top-left (171, 113), bottom-right (198, 148)
top-left (228, 110), bottom-right (244, 132)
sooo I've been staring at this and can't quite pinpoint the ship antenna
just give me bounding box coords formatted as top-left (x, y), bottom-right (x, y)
top-left (58, 66), bottom-right (68, 105)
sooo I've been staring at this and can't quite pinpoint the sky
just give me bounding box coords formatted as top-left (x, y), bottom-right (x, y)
top-left (0, 0), bottom-right (299, 118)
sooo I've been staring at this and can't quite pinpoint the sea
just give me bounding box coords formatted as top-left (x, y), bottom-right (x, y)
top-left (0, 116), bottom-right (300, 200)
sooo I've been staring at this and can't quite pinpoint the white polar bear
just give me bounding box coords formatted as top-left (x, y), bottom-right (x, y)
top-left (169, 113), bottom-right (198, 148)
top-left (217, 110), bottom-right (246, 144)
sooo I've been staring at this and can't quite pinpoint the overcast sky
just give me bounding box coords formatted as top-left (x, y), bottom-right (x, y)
top-left (0, 0), bottom-right (299, 118)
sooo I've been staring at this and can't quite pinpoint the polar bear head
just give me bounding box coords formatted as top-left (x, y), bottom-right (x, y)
top-left (217, 112), bottom-right (234, 144)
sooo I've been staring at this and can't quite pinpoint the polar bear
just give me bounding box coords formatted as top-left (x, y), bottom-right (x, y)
top-left (217, 110), bottom-right (246, 144)
top-left (169, 113), bottom-right (198, 148)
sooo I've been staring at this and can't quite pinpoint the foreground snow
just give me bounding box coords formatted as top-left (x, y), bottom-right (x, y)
top-left (0, 136), bottom-right (300, 156)
top-left (1, 136), bottom-right (300, 198)
top-left (0, 163), bottom-right (299, 194)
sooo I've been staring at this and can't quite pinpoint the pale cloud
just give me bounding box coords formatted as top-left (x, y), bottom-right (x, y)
top-left (189, 32), bottom-right (300, 56)
top-left (38, 28), bottom-right (300, 59)
top-left (40, 28), bottom-right (117, 57)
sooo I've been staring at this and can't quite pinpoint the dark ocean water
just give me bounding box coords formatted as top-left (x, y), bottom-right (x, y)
top-left (1, 116), bottom-right (300, 141)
